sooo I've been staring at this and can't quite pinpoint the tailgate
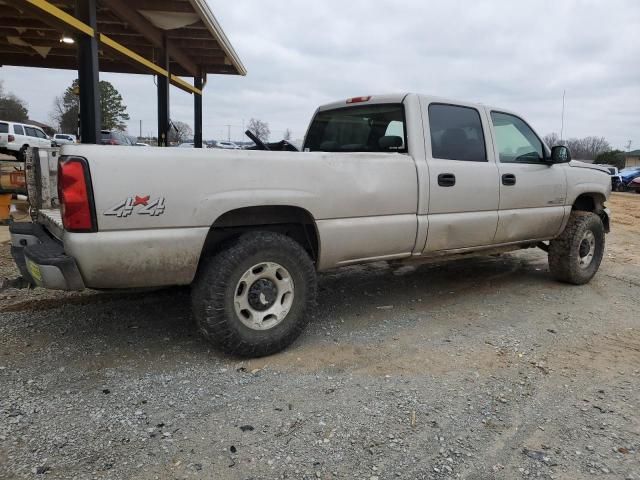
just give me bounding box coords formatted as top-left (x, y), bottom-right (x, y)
top-left (25, 147), bottom-right (60, 211)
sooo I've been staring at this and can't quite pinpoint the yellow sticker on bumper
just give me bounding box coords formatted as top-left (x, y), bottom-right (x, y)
top-left (26, 259), bottom-right (42, 283)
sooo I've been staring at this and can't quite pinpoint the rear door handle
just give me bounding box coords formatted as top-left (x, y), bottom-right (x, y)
top-left (437, 173), bottom-right (456, 187)
top-left (502, 173), bottom-right (516, 186)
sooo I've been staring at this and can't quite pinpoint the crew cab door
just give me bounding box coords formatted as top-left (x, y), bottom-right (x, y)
top-left (488, 111), bottom-right (567, 243)
top-left (421, 101), bottom-right (500, 252)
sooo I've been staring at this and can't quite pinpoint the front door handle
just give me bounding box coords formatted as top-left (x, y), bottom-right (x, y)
top-left (438, 173), bottom-right (456, 187)
top-left (502, 173), bottom-right (516, 186)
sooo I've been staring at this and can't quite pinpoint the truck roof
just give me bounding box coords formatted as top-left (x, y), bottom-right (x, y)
top-left (316, 93), bottom-right (516, 117)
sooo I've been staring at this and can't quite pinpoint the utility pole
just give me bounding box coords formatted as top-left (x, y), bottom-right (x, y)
top-left (625, 140), bottom-right (632, 152)
top-left (560, 90), bottom-right (566, 143)
top-left (225, 124), bottom-right (231, 141)
top-left (139, 119), bottom-right (142, 139)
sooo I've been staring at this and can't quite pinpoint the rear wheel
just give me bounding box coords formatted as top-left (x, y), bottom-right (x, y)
top-left (191, 231), bottom-right (317, 357)
top-left (548, 211), bottom-right (605, 285)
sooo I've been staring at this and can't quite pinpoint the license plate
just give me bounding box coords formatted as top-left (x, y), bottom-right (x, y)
top-left (26, 258), bottom-right (42, 283)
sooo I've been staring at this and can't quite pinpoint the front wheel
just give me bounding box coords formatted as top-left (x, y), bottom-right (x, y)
top-left (191, 231), bottom-right (317, 357)
top-left (548, 211), bottom-right (605, 285)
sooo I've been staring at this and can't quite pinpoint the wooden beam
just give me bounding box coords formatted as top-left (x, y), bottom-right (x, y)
top-left (100, 0), bottom-right (199, 76)
top-left (99, 33), bottom-right (167, 77)
top-left (0, 52), bottom-right (150, 74)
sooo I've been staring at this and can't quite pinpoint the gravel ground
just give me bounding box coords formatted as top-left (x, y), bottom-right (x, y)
top-left (1, 193), bottom-right (639, 480)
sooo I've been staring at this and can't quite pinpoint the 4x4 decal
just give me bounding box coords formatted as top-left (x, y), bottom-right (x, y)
top-left (104, 195), bottom-right (165, 217)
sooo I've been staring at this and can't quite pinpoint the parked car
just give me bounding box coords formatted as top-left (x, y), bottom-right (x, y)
top-left (0, 120), bottom-right (52, 160)
top-left (177, 142), bottom-right (209, 148)
top-left (628, 176), bottom-right (640, 193)
top-left (135, 142), bottom-right (150, 147)
top-left (617, 166), bottom-right (640, 191)
top-left (215, 140), bottom-right (241, 150)
top-left (100, 130), bottom-right (133, 146)
top-left (11, 93), bottom-right (612, 357)
top-left (52, 133), bottom-right (77, 146)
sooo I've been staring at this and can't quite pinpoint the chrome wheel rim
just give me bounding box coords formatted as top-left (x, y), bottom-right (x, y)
top-left (234, 262), bottom-right (294, 330)
top-left (578, 230), bottom-right (596, 269)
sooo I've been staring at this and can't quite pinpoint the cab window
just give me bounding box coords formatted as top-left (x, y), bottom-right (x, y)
top-left (490, 112), bottom-right (544, 163)
top-left (428, 104), bottom-right (486, 162)
top-left (304, 103), bottom-right (407, 153)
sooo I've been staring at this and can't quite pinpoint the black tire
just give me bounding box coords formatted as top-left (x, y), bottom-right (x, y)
top-left (191, 231), bottom-right (317, 357)
top-left (17, 145), bottom-right (28, 162)
top-left (548, 211), bottom-right (605, 285)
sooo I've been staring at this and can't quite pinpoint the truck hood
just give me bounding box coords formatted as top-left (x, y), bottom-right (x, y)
top-left (569, 160), bottom-right (610, 175)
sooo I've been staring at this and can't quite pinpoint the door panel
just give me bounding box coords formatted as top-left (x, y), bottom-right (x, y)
top-left (426, 210), bottom-right (500, 251)
top-left (495, 205), bottom-right (566, 243)
top-left (489, 111), bottom-right (568, 243)
top-left (495, 163), bottom-right (567, 241)
top-left (421, 101), bottom-right (500, 253)
top-left (316, 214), bottom-right (417, 270)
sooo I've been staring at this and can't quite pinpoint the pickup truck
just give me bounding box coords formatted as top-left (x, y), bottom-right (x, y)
top-left (10, 93), bottom-right (612, 357)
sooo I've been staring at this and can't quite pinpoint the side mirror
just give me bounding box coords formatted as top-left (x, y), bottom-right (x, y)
top-left (550, 145), bottom-right (571, 164)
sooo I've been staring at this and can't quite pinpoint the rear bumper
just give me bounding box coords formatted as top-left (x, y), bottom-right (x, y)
top-left (10, 222), bottom-right (85, 290)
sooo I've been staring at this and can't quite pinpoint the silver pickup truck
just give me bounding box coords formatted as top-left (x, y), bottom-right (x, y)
top-left (10, 93), bottom-right (611, 357)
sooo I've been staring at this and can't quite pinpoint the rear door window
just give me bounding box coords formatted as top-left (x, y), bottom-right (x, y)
top-left (304, 103), bottom-right (407, 152)
top-left (13, 125), bottom-right (24, 135)
top-left (0, 123), bottom-right (8, 134)
top-left (428, 104), bottom-right (487, 162)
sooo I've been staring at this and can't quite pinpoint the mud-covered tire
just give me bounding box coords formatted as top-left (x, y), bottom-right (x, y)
top-left (548, 211), bottom-right (605, 285)
top-left (191, 231), bottom-right (317, 357)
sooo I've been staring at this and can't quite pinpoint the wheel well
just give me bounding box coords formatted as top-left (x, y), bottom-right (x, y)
top-left (573, 193), bottom-right (609, 232)
top-left (573, 193), bottom-right (605, 213)
top-left (201, 206), bottom-right (319, 263)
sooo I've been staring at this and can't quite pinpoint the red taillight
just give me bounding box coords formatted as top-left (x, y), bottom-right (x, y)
top-left (58, 157), bottom-right (95, 232)
top-left (346, 96), bottom-right (371, 104)
top-left (8, 134), bottom-right (15, 142)
top-left (109, 139), bottom-right (118, 145)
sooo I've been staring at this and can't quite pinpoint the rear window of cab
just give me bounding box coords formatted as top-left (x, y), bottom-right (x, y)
top-left (304, 104), bottom-right (407, 153)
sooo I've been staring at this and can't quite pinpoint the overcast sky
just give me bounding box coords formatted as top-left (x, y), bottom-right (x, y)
top-left (1, 0), bottom-right (639, 148)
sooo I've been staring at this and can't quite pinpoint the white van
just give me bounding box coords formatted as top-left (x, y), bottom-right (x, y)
top-left (0, 120), bottom-right (52, 161)
top-left (52, 133), bottom-right (77, 146)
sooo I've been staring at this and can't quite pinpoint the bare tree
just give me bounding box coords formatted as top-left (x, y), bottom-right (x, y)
top-left (247, 118), bottom-right (270, 142)
top-left (168, 120), bottom-right (193, 144)
top-left (543, 132), bottom-right (562, 147)
top-left (565, 136), bottom-right (610, 161)
top-left (283, 128), bottom-right (292, 141)
top-left (543, 133), bottom-right (611, 161)
top-left (49, 95), bottom-right (66, 132)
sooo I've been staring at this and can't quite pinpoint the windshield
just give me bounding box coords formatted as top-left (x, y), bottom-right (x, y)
top-left (304, 103), bottom-right (407, 153)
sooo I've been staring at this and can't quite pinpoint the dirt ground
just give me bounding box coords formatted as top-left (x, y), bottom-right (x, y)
top-left (0, 194), bottom-right (639, 480)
